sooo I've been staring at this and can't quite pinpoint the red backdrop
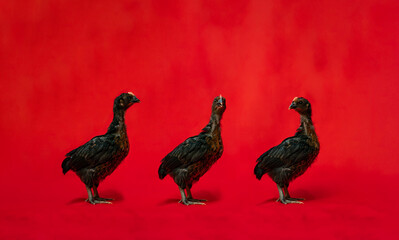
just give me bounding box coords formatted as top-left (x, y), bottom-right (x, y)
top-left (1, 0), bottom-right (398, 239)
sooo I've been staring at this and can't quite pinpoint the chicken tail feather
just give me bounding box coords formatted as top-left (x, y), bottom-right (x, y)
top-left (254, 162), bottom-right (265, 180)
top-left (62, 157), bottom-right (71, 174)
top-left (158, 164), bottom-right (168, 179)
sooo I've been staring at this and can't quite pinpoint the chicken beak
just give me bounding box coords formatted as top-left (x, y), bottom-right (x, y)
top-left (129, 93), bottom-right (140, 103)
top-left (218, 95), bottom-right (223, 107)
top-left (289, 97), bottom-right (299, 109)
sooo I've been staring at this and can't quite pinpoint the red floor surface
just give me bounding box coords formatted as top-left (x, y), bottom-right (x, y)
top-left (1, 0), bottom-right (399, 239)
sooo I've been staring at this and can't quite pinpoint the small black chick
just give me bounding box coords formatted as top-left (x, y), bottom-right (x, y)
top-left (62, 92), bottom-right (140, 204)
top-left (254, 97), bottom-right (319, 204)
top-left (158, 95), bottom-right (226, 205)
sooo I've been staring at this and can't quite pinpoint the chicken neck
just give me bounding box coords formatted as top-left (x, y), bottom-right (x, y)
top-left (202, 112), bottom-right (222, 137)
top-left (107, 108), bottom-right (127, 134)
top-left (298, 113), bottom-right (319, 149)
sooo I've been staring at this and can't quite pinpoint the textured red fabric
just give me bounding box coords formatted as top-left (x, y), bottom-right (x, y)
top-left (1, 0), bottom-right (398, 239)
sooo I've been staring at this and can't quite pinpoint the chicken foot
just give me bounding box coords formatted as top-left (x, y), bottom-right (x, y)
top-left (85, 186), bottom-right (112, 205)
top-left (276, 185), bottom-right (304, 204)
top-left (92, 186), bottom-right (113, 202)
top-left (186, 187), bottom-right (207, 203)
top-left (283, 186), bottom-right (305, 201)
top-left (178, 187), bottom-right (205, 205)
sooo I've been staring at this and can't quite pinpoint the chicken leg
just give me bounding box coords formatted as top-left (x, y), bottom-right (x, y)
top-left (93, 185), bottom-right (113, 202)
top-left (178, 187), bottom-right (205, 205)
top-left (186, 186), bottom-right (207, 203)
top-left (85, 186), bottom-right (112, 205)
top-left (284, 186), bottom-right (304, 202)
top-left (276, 185), bottom-right (303, 204)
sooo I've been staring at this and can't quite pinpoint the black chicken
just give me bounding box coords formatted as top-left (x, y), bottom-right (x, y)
top-left (158, 95), bottom-right (226, 205)
top-left (62, 92), bottom-right (140, 204)
top-left (254, 97), bottom-right (319, 204)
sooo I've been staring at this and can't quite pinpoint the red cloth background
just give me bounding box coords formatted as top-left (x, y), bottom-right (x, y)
top-left (1, 0), bottom-right (398, 239)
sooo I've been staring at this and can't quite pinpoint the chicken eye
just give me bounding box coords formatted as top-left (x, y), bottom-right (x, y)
top-left (298, 101), bottom-right (303, 104)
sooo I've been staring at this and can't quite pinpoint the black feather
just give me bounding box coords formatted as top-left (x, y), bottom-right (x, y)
top-left (255, 97), bottom-right (320, 191)
top-left (159, 96), bottom-right (226, 190)
top-left (62, 93), bottom-right (139, 191)
top-left (61, 158), bottom-right (71, 174)
top-left (254, 162), bottom-right (264, 180)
